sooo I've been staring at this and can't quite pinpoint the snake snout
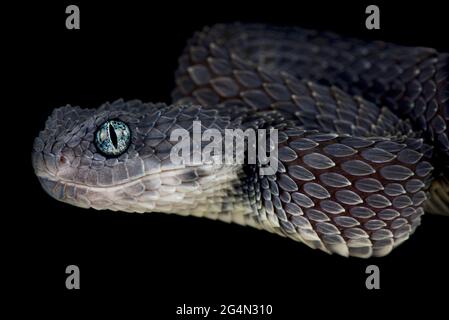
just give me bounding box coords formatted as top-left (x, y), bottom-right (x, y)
top-left (32, 140), bottom-right (69, 200)
top-left (31, 105), bottom-right (95, 204)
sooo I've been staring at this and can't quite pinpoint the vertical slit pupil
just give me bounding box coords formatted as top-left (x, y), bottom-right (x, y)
top-left (108, 123), bottom-right (118, 149)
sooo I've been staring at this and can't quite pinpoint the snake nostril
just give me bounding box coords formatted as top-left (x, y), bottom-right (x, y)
top-left (59, 155), bottom-right (67, 165)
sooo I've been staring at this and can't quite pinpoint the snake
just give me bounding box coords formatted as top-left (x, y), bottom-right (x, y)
top-left (32, 23), bottom-right (449, 258)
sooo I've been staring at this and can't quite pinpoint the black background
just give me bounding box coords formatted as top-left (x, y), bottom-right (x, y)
top-left (7, 1), bottom-right (449, 318)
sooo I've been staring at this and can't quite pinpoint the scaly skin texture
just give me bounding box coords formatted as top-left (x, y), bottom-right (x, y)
top-left (32, 24), bottom-right (448, 258)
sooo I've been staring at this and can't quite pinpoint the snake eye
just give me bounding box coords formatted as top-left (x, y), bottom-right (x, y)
top-left (95, 120), bottom-right (131, 156)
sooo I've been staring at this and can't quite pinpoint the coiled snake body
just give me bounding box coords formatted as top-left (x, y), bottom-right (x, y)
top-left (32, 24), bottom-right (449, 258)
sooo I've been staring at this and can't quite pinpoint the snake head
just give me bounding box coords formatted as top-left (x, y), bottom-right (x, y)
top-left (32, 99), bottom-right (166, 210)
top-left (32, 99), bottom-right (238, 213)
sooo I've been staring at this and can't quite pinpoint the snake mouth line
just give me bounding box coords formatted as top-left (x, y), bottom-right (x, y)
top-left (35, 166), bottom-right (181, 192)
top-left (34, 161), bottom-right (240, 195)
top-left (37, 171), bottom-right (149, 192)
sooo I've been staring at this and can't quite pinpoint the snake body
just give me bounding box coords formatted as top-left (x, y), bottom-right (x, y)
top-left (32, 24), bottom-right (449, 258)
